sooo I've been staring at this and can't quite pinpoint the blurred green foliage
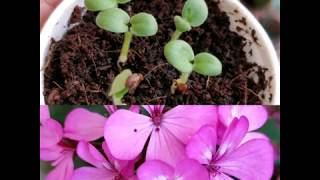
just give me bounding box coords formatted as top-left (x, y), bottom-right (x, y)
top-left (74, 155), bottom-right (90, 168)
top-left (259, 118), bottom-right (280, 144)
top-left (254, 0), bottom-right (271, 8)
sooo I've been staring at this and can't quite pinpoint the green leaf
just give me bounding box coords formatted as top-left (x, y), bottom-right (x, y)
top-left (40, 161), bottom-right (52, 177)
top-left (130, 13), bottom-right (158, 37)
top-left (259, 118), bottom-right (280, 144)
top-left (85, 0), bottom-right (117, 11)
top-left (193, 53), bottom-right (222, 76)
top-left (117, 0), bottom-right (132, 4)
top-left (74, 156), bottom-right (90, 168)
top-left (82, 106), bottom-right (108, 116)
top-left (112, 88), bottom-right (129, 105)
top-left (182, 0), bottom-right (208, 27)
top-left (96, 8), bottom-right (130, 33)
top-left (254, 0), bottom-right (271, 8)
top-left (164, 40), bottom-right (194, 73)
top-left (109, 69), bottom-right (132, 96)
top-left (174, 16), bottom-right (191, 33)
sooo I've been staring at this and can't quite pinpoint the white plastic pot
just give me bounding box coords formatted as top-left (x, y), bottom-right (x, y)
top-left (40, 0), bottom-right (280, 105)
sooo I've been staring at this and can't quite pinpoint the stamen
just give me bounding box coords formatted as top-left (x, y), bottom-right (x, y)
top-left (207, 163), bottom-right (222, 177)
top-left (150, 106), bottom-right (164, 126)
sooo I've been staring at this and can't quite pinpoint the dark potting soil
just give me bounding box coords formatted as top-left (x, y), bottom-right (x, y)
top-left (43, 0), bottom-right (272, 105)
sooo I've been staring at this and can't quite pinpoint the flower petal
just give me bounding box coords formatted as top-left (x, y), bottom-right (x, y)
top-left (146, 127), bottom-right (186, 167)
top-left (186, 125), bottom-right (217, 165)
top-left (128, 176), bottom-right (139, 180)
top-left (216, 116), bottom-right (249, 159)
top-left (102, 142), bottom-right (135, 178)
top-left (216, 121), bottom-right (227, 145)
top-left (71, 167), bottom-right (117, 180)
top-left (64, 108), bottom-right (106, 141)
top-left (101, 141), bottom-right (118, 167)
top-left (137, 160), bottom-right (174, 180)
top-left (77, 141), bottom-right (107, 169)
top-left (240, 132), bottom-right (269, 145)
top-left (216, 139), bottom-right (274, 180)
top-left (40, 106), bottom-right (50, 124)
top-left (40, 145), bottom-right (64, 161)
top-left (51, 150), bottom-right (74, 166)
top-left (218, 105), bottom-right (268, 131)
top-left (162, 105), bottom-right (218, 144)
top-left (45, 153), bottom-right (74, 180)
top-left (40, 118), bottom-right (63, 148)
top-left (174, 159), bottom-right (209, 180)
top-left (129, 105), bottom-right (140, 113)
top-left (104, 110), bottom-right (153, 160)
top-left (210, 173), bottom-right (233, 180)
top-left (104, 105), bottom-right (140, 114)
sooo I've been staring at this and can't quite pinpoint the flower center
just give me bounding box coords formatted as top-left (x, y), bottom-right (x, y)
top-left (102, 163), bottom-right (125, 180)
top-left (206, 162), bottom-right (221, 177)
top-left (114, 174), bottom-right (124, 180)
top-left (58, 139), bottom-right (77, 149)
top-left (152, 116), bottom-right (162, 126)
top-left (150, 106), bottom-right (163, 126)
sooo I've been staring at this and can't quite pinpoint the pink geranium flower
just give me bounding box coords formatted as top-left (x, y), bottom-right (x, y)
top-left (218, 105), bottom-right (269, 144)
top-left (71, 141), bottom-right (136, 180)
top-left (40, 106), bottom-right (107, 180)
top-left (186, 116), bottom-right (274, 180)
top-left (137, 159), bottom-right (209, 180)
top-left (104, 105), bottom-right (217, 166)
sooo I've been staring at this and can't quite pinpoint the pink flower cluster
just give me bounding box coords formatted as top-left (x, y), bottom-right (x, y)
top-left (40, 105), bottom-right (274, 180)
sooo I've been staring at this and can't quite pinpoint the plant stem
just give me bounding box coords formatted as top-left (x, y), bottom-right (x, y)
top-left (170, 72), bottom-right (190, 94)
top-left (118, 31), bottom-right (133, 65)
top-left (178, 72), bottom-right (190, 84)
top-left (171, 30), bottom-right (182, 41)
top-left (112, 95), bottom-right (123, 105)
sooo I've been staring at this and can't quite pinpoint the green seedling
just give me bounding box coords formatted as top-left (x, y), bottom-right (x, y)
top-left (85, 0), bottom-right (132, 11)
top-left (108, 69), bottom-right (144, 105)
top-left (96, 8), bottom-right (158, 66)
top-left (171, 0), bottom-right (208, 40)
top-left (164, 40), bottom-right (222, 94)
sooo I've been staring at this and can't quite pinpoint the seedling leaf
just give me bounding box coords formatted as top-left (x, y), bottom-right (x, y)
top-left (96, 8), bottom-right (130, 33)
top-left (130, 13), bottom-right (158, 37)
top-left (164, 40), bottom-right (194, 73)
top-left (193, 52), bottom-right (222, 76)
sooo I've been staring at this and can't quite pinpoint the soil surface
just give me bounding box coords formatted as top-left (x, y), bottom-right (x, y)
top-left (43, 0), bottom-right (271, 105)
